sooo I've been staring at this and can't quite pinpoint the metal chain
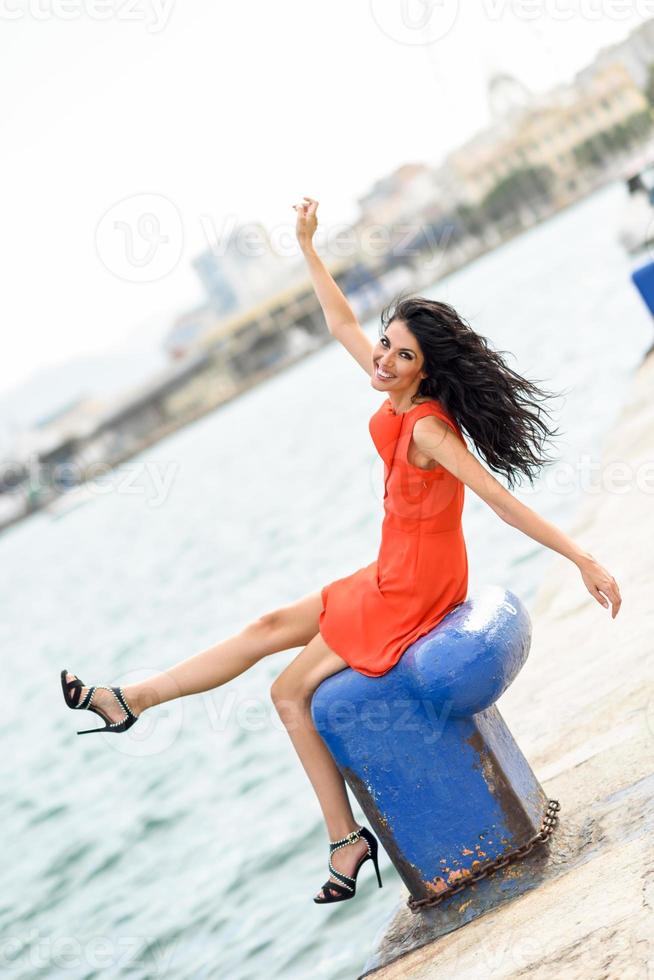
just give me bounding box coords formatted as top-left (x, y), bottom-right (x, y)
top-left (406, 798), bottom-right (561, 913)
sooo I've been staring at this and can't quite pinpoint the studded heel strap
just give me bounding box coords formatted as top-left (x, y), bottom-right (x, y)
top-left (314, 824), bottom-right (383, 904)
top-left (326, 828), bottom-right (371, 892)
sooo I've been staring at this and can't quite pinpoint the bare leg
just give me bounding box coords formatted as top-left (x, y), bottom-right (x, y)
top-left (270, 632), bottom-right (370, 900)
top-left (66, 590), bottom-right (324, 726)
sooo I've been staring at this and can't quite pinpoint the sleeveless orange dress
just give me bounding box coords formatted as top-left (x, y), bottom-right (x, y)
top-left (318, 396), bottom-right (469, 677)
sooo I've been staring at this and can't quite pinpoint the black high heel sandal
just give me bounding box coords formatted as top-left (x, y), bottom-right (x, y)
top-left (313, 825), bottom-right (383, 904)
top-left (60, 669), bottom-right (140, 735)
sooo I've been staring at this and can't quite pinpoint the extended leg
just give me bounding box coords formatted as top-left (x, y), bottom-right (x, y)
top-left (270, 632), bottom-right (370, 900)
top-left (66, 589), bottom-right (325, 725)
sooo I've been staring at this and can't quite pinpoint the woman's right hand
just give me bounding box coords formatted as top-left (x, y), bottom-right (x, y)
top-left (293, 196), bottom-right (318, 252)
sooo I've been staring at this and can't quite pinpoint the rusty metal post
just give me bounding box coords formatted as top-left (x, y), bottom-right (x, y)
top-left (311, 584), bottom-right (558, 909)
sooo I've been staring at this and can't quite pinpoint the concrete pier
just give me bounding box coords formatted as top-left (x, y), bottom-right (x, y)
top-left (360, 350), bottom-right (654, 979)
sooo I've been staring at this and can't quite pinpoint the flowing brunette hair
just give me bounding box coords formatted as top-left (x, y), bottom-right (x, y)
top-left (380, 294), bottom-right (564, 489)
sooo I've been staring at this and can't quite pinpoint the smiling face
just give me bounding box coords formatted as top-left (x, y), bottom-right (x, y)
top-left (371, 318), bottom-right (427, 399)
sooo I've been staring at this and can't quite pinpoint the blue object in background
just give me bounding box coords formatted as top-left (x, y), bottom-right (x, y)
top-left (631, 258), bottom-right (654, 317)
top-left (311, 585), bottom-right (556, 908)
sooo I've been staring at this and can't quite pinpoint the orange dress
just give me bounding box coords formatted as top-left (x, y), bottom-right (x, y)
top-left (319, 396), bottom-right (469, 677)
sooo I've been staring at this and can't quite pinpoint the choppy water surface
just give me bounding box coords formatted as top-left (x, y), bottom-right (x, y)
top-left (1, 181), bottom-right (651, 979)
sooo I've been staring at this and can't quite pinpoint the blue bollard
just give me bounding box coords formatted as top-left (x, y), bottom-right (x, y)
top-left (311, 584), bottom-right (560, 911)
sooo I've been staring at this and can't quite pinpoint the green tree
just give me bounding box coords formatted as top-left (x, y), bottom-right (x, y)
top-left (481, 165), bottom-right (554, 222)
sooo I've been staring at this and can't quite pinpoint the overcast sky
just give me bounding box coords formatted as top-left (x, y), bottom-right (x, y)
top-left (1, 0), bottom-right (651, 398)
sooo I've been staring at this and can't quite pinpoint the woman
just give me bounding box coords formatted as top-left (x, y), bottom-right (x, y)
top-left (61, 196), bottom-right (622, 905)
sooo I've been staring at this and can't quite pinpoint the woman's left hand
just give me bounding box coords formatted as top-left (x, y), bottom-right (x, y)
top-left (578, 554), bottom-right (622, 618)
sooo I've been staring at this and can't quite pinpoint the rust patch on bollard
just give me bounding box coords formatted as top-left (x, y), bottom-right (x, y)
top-left (341, 765), bottom-right (500, 900)
top-left (465, 729), bottom-right (539, 842)
top-left (407, 799), bottom-right (560, 912)
top-left (339, 763), bottom-right (559, 909)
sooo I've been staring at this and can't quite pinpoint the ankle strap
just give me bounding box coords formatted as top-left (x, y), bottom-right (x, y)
top-left (329, 827), bottom-right (363, 849)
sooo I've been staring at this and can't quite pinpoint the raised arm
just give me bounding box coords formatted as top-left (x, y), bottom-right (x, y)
top-left (411, 415), bottom-right (623, 618)
top-left (293, 196), bottom-right (374, 376)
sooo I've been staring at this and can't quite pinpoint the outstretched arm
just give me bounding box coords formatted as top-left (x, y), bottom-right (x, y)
top-left (293, 196), bottom-right (374, 376)
top-left (412, 416), bottom-right (623, 618)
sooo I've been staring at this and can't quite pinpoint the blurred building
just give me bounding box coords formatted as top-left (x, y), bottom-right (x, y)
top-left (576, 17), bottom-right (654, 90)
top-left (356, 163), bottom-right (446, 226)
top-left (442, 62), bottom-right (649, 205)
top-left (192, 221), bottom-right (305, 318)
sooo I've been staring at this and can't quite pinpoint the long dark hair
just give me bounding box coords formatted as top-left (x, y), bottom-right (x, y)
top-left (380, 294), bottom-right (564, 489)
